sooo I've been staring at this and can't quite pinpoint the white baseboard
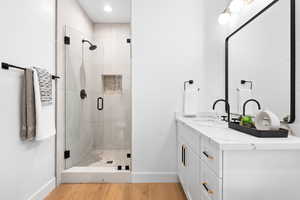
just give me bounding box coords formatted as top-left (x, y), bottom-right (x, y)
top-left (28, 178), bottom-right (56, 200)
top-left (132, 172), bottom-right (178, 183)
top-left (62, 168), bottom-right (178, 183)
top-left (62, 167), bottom-right (132, 183)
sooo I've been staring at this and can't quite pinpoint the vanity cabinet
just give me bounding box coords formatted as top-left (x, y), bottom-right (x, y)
top-left (176, 118), bottom-right (300, 200)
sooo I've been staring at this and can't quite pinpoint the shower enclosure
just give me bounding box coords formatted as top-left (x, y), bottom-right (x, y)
top-left (64, 25), bottom-right (131, 172)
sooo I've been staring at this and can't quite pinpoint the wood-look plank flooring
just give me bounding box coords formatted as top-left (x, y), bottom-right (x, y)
top-left (45, 183), bottom-right (187, 200)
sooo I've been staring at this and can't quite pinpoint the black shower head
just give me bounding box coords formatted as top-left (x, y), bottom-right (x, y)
top-left (89, 45), bottom-right (97, 51)
top-left (82, 39), bottom-right (97, 51)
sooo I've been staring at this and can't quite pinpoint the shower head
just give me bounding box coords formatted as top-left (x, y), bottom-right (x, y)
top-left (89, 45), bottom-right (97, 51)
top-left (82, 39), bottom-right (97, 51)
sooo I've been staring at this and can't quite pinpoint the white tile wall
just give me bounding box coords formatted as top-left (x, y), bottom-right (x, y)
top-left (94, 23), bottom-right (131, 150)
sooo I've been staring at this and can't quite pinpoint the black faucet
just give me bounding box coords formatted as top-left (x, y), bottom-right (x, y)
top-left (212, 99), bottom-right (231, 122)
top-left (243, 99), bottom-right (261, 116)
top-left (184, 80), bottom-right (194, 90)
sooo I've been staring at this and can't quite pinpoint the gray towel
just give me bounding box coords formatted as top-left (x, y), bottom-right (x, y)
top-left (34, 67), bottom-right (52, 105)
top-left (21, 69), bottom-right (36, 140)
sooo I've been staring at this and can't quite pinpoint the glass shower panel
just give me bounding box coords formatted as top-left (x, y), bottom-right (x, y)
top-left (65, 26), bottom-right (96, 169)
top-left (94, 24), bottom-right (131, 169)
top-left (95, 24), bottom-right (132, 168)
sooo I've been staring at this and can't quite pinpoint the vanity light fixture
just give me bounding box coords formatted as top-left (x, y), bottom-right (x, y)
top-left (104, 4), bottom-right (112, 13)
top-left (218, 0), bottom-right (255, 25)
top-left (244, 0), bottom-right (254, 4)
top-left (218, 9), bottom-right (231, 25)
top-left (229, 0), bottom-right (245, 13)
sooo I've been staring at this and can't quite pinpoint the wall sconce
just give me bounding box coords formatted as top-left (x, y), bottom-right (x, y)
top-left (218, 0), bottom-right (255, 25)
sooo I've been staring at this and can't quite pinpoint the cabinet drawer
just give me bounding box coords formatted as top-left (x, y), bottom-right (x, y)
top-left (201, 136), bottom-right (222, 177)
top-left (177, 121), bottom-right (199, 154)
top-left (200, 161), bottom-right (222, 200)
top-left (201, 190), bottom-right (211, 200)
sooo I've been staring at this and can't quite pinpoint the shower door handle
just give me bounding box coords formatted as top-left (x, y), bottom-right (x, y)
top-left (97, 97), bottom-right (104, 111)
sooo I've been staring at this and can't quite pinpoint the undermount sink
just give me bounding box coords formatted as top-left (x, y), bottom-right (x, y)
top-left (191, 116), bottom-right (227, 128)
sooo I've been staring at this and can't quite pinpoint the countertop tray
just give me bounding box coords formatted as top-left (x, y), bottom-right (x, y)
top-left (229, 122), bottom-right (288, 138)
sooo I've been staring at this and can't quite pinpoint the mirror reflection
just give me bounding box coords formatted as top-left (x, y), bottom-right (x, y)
top-left (228, 0), bottom-right (292, 121)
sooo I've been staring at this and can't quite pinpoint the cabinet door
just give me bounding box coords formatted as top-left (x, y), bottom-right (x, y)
top-left (188, 150), bottom-right (201, 200)
top-left (178, 140), bottom-right (190, 198)
top-left (183, 144), bottom-right (192, 200)
top-left (200, 160), bottom-right (222, 200)
top-left (177, 140), bottom-right (184, 183)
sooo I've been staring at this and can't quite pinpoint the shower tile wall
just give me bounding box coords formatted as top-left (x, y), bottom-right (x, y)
top-left (94, 24), bottom-right (131, 150)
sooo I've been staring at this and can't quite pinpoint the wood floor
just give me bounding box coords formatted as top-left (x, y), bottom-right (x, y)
top-left (45, 183), bottom-right (187, 200)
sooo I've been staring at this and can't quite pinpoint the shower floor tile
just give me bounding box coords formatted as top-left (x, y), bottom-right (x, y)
top-left (76, 149), bottom-right (131, 169)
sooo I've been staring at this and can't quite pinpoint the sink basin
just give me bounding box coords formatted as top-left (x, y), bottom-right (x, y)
top-left (191, 117), bottom-right (227, 128)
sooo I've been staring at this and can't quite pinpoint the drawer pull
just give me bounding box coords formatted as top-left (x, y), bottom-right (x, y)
top-left (182, 145), bottom-right (187, 167)
top-left (203, 151), bottom-right (214, 160)
top-left (202, 182), bottom-right (214, 194)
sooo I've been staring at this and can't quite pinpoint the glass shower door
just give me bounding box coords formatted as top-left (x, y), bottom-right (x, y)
top-left (65, 26), bottom-right (97, 169)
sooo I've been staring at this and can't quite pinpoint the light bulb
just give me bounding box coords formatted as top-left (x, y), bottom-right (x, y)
top-left (229, 0), bottom-right (244, 13)
top-left (104, 5), bottom-right (112, 13)
top-left (218, 12), bottom-right (231, 25)
top-left (244, 0), bottom-right (254, 5)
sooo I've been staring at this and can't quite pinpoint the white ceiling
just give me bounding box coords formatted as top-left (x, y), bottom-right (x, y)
top-left (77, 0), bottom-right (131, 23)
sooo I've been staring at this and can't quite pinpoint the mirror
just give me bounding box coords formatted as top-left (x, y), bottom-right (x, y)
top-left (226, 0), bottom-right (295, 123)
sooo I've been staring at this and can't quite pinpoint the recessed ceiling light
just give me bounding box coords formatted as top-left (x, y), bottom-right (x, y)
top-left (104, 5), bottom-right (112, 13)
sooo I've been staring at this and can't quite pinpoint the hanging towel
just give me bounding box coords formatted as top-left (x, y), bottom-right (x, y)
top-left (237, 88), bottom-right (254, 116)
top-left (183, 88), bottom-right (198, 117)
top-left (33, 68), bottom-right (56, 140)
top-left (34, 67), bottom-right (52, 105)
top-left (21, 69), bottom-right (36, 140)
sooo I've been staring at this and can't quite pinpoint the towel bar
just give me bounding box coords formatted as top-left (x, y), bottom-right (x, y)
top-left (1, 62), bottom-right (60, 80)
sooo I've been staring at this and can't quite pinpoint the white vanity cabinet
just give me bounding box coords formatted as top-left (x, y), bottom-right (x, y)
top-left (176, 117), bottom-right (300, 200)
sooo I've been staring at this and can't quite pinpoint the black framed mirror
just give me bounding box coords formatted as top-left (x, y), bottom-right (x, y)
top-left (225, 0), bottom-right (295, 123)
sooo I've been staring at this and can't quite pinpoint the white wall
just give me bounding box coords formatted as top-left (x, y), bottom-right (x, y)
top-left (199, 0), bottom-right (231, 113)
top-left (94, 23), bottom-right (131, 150)
top-left (131, 0), bottom-right (206, 182)
top-left (0, 0), bottom-right (56, 199)
top-left (56, 0), bottom-right (94, 182)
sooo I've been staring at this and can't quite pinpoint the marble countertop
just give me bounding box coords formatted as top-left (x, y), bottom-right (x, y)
top-left (176, 115), bottom-right (300, 150)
